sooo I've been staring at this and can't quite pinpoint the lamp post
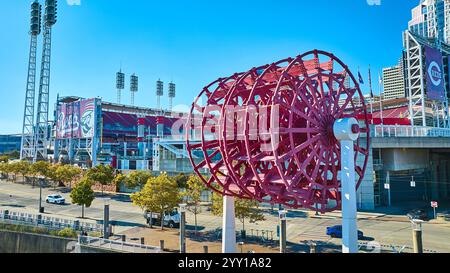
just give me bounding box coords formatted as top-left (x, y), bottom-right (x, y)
top-left (179, 203), bottom-right (187, 253)
top-left (279, 210), bottom-right (287, 253)
top-left (38, 176), bottom-right (44, 213)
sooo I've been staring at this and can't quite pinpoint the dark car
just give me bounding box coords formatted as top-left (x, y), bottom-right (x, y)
top-left (407, 209), bottom-right (428, 221)
top-left (326, 225), bottom-right (364, 239)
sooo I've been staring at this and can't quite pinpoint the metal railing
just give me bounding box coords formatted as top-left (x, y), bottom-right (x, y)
top-left (0, 209), bottom-right (103, 233)
top-left (374, 125), bottom-right (450, 138)
top-left (77, 235), bottom-right (162, 253)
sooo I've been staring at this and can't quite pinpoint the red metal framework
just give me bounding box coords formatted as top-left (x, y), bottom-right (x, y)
top-left (186, 50), bottom-right (370, 213)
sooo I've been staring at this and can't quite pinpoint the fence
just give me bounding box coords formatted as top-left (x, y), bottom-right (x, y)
top-left (77, 235), bottom-right (162, 253)
top-left (374, 125), bottom-right (450, 138)
top-left (0, 209), bottom-right (103, 233)
top-left (358, 241), bottom-right (438, 254)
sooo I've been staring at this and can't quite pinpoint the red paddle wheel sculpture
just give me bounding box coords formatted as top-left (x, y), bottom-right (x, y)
top-left (186, 50), bottom-right (370, 213)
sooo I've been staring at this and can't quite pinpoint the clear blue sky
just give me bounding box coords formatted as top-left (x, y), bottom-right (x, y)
top-left (0, 0), bottom-right (417, 134)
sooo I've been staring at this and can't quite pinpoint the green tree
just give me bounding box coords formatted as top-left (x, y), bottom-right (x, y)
top-left (16, 161), bottom-right (31, 183)
top-left (31, 161), bottom-right (51, 178)
top-left (126, 170), bottom-right (152, 189)
top-left (0, 155), bottom-right (10, 163)
top-left (86, 165), bottom-right (115, 195)
top-left (30, 161), bottom-right (51, 187)
top-left (55, 164), bottom-right (82, 189)
top-left (184, 175), bottom-right (206, 234)
top-left (112, 173), bottom-right (127, 192)
top-left (70, 177), bottom-right (95, 219)
top-left (7, 161), bottom-right (22, 182)
top-left (0, 162), bottom-right (10, 180)
top-left (174, 173), bottom-right (189, 188)
top-left (131, 173), bottom-right (181, 230)
top-left (211, 193), bottom-right (265, 234)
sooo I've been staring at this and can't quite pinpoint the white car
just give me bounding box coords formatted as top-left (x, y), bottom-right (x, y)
top-left (46, 194), bottom-right (65, 205)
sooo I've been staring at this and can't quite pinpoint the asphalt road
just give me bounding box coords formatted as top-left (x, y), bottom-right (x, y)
top-left (1, 180), bottom-right (449, 252)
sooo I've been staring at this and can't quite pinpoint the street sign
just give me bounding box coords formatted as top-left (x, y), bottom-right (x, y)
top-left (431, 201), bottom-right (438, 208)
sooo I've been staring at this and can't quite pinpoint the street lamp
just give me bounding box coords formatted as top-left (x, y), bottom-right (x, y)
top-left (179, 203), bottom-right (187, 253)
top-left (279, 210), bottom-right (287, 253)
top-left (38, 176), bottom-right (44, 213)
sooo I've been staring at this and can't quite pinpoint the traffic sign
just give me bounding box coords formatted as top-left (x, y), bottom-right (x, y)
top-left (384, 183), bottom-right (390, 190)
top-left (431, 201), bottom-right (438, 208)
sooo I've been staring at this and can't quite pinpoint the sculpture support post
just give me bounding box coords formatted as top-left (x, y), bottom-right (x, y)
top-left (334, 118), bottom-right (360, 254)
top-left (222, 195), bottom-right (236, 253)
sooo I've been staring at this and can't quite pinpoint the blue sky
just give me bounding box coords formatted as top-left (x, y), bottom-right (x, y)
top-left (0, 0), bottom-right (417, 134)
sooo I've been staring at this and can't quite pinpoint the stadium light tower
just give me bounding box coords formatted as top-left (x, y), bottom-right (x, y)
top-left (34, 0), bottom-right (57, 162)
top-left (156, 79), bottom-right (163, 111)
top-left (130, 74), bottom-right (138, 106)
top-left (20, 0), bottom-right (42, 161)
top-left (168, 82), bottom-right (176, 112)
top-left (116, 70), bottom-right (125, 104)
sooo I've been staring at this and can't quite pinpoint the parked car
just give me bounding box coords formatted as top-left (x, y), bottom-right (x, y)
top-left (407, 209), bottom-right (428, 221)
top-left (143, 210), bottom-right (181, 228)
top-left (45, 194), bottom-right (65, 205)
top-left (326, 225), bottom-right (364, 239)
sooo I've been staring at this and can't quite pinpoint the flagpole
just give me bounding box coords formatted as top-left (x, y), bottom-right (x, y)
top-left (368, 65), bottom-right (374, 123)
top-left (379, 72), bottom-right (384, 125)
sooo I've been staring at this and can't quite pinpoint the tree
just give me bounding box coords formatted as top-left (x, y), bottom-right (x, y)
top-left (7, 162), bottom-right (22, 182)
top-left (31, 161), bottom-right (51, 178)
top-left (0, 162), bottom-right (10, 180)
top-left (174, 173), bottom-right (189, 188)
top-left (112, 173), bottom-right (127, 192)
top-left (55, 164), bottom-right (82, 189)
top-left (131, 173), bottom-right (181, 230)
top-left (30, 161), bottom-right (51, 187)
top-left (70, 177), bottom-right (95, 219)
top-left (0, 155), bottom-right (10, 163)
top-left (211, 193), bottom-right (265, 235)
top-left (16, 161), bottom-right (31, 183)
top-left (184, 175), bottom-right (206, 234)
top-left (86, 165), bottom-right (115, 195)
top-left (46, 164), bottom-right (62, 188)
top-left (126, 170), bottom-right (153, 189)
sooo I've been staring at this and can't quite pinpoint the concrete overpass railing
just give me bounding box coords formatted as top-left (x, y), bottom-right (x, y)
top-left (374, 125), bottom-right (450, 138)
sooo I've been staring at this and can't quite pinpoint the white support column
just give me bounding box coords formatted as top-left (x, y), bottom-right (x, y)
top-left (334, 118), bottom-right (360, 254)
top-left (222, 195), bottom-right (236, 253)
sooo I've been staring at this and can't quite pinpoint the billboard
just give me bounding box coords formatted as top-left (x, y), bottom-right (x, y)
top-left (425, 46), bottom-right (446, 101)
top-left (56, 98), bottom-right (97, 139)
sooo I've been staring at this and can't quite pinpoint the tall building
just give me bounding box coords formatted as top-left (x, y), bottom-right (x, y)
top-left (382, 59), bottom-right (406, 100)
top-left (408, 0), bottom-right (450, 44)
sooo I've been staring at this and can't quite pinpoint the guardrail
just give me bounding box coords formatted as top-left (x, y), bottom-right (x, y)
top-left (77, 236), bottom-right (162, 253)
top-left (0, 209), bottom-right (103, 233)
top-left (374, 125), bottom-right (450, 138)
